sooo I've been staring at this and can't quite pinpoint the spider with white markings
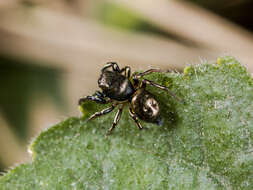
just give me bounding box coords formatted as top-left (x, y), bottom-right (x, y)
top-left (78, 62), bottom-right (181, 134)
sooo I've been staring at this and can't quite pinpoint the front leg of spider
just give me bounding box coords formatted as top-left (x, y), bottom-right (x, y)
top-left (120, 66), bottom-right (131, 78)
top-left (78, 91), bottom-right (108, 105)
top-left (102, 62), bottom-right (120, 72)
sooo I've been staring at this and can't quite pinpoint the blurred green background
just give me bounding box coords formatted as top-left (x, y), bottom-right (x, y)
top-left (0, 56), bottom-right (65, 139)
top-left (1, 0), bottom-right (253, 174)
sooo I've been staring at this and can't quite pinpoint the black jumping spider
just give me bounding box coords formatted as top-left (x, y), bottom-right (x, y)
top-left (79, 62), bottom-right (180, 134)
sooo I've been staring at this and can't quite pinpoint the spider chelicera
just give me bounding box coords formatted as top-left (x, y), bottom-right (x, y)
top-left (78, 62), bottom-right (180, 134)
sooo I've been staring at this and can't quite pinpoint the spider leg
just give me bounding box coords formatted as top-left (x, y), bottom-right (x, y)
top-left (88, 104), bottom-right (116, 121)
top-left (102, 62), bottom-right (120, 72)
top-left (78, 95), bottom-right (107, 105)
top-left (133, 69), bottom-right (163, 79)
top-left (120, 66), bottom-right (131, 78)
top-left (78, 91), bottom-right (111, 105)
top-left (129, 107), bottom-right (143, 130)
top-left (133, 69), bottom-right (182, 101)
top-left (107, 104), bottom-right (125, 134)
top-left (142, 79), bottom-right (182, 102)
top-left (132, 69), bottom-right (163, 88)
top-left (94, 90), bottom-right (106, 98)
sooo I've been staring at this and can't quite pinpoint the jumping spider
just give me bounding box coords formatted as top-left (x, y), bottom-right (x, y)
top-left (78, 62), bottom-right (180, 134)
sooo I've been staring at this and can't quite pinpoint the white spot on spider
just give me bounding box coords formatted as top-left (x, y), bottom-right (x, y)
top-left (99, 78), bottom-right (109, 88)
top-left (132, 95), bottom-right (137, 102)
top-left (146, 98), bottom-right (159, 116)
top-left (119, 79), bottom-right (128, 93)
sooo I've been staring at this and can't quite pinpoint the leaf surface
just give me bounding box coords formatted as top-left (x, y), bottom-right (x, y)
top-left (1, 57), bottom-right (252, 190)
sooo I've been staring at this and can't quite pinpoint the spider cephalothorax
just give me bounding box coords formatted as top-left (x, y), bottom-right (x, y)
top-left (78, 62), bottom-right (180, 134)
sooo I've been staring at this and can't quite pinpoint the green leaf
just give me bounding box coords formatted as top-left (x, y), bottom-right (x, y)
top-left (0, 56), bottom-right (252, 189)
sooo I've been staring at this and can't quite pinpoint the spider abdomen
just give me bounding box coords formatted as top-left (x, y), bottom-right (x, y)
top-left (131, 88), bottom-right (161, 125)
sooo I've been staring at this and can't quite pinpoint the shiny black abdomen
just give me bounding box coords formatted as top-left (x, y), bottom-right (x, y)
top-left (98, 71), bottom-right (135, 101)
top-left (131, 88), bottom-right (161, 124)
